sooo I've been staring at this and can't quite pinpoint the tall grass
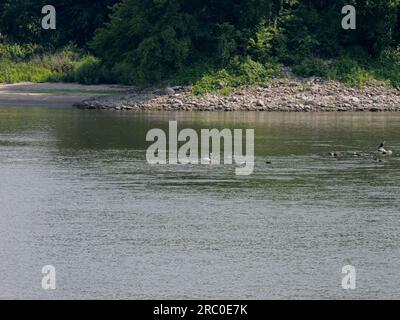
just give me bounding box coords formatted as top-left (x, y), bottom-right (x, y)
top-left (0, 43), bottom-right (104, 84)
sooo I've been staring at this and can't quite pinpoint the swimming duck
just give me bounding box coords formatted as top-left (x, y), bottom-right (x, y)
top-left (373, 156), bottom-right (384, 163)
top-left (377, 142), bottom-right (393, 155)
top-left (202, 153), bottom-right (213, 163)
top-left (329, 151), bottom-right (341, 158)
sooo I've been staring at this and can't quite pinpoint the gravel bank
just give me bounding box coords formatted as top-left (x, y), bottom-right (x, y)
top-left (75, 77), bottom-right (400, 112)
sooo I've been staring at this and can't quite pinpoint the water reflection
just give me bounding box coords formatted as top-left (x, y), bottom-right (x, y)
top-left (0, 108), bottom-right (399, 299)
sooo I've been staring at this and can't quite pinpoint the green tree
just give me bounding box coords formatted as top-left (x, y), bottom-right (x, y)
top-left (0, 0), bottom-right (117, 46)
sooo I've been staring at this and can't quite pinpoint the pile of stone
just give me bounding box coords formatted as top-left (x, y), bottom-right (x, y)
top-left (75, 78), bottom-right (400, 112)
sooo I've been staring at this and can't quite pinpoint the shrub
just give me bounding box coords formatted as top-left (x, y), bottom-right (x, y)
top-left (0, 61), bottom-right (52, 83)
top-left (248, 23), bottom-right (276, 63)
top-left (330, 56), bottom-right (359, 77)
top-left (192, 69), bottom-right (234, 95)
top-left (192, 57), bottom-right (278, 95)
top-left (31, 46), bottom-right (82, 81)
top-left (374, 48), bottom-right (400, 87)
top-left (230, 57), bottom-right (275, 86)
top-left (73, 56), bottom-right (104, 84)
top-left (292, 58), bottom-right (329, 77)
top-left (340, 68), bottom-right (374, 87)
top-left (328, 57), bottom-right (373, 87)
top-left (219, 87), bottom-right (234, 95)
top-left (0, 43), bottom-right (40, 61)
top-left (0, 44), bottom-right (103, 84)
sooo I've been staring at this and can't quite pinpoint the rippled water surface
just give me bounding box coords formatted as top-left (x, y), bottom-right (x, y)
top-left (0, 108), bottom-right (399, 299)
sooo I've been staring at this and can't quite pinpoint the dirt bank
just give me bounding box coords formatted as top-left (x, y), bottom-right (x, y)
top-left (0, 82), bottom-right (131, 108)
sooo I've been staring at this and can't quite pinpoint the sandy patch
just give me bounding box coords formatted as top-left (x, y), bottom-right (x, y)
top-left (0, 82), bottom-right (133, 108)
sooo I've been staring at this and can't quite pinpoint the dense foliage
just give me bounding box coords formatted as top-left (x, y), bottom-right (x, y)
top-left (0, 0), bottom-right (117, 46)
top-left (0, 0), bottom-right (399, 88)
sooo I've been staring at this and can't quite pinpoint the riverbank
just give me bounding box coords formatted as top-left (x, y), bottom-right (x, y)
top-left (1, 78), bottom-right (400, 112)
top-left (75, 77), bottom-right (400, 112)
top-left (0, 83), bottom-right (130, 108)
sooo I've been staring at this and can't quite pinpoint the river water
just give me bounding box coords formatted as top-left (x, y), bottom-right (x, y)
top-left (0, 108), bottom-right (399, 299)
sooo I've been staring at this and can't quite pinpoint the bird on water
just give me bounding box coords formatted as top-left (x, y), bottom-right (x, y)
top-left (377, 142), bottom-right (393, 155)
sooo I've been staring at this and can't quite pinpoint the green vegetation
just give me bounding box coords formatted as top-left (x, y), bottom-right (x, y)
top-left (292, 51), bottom-right (400, 88)
top-left (0, 43), bottom-right (102, 84)
top-left (192, 57), bottom-right (280, 95)
top-left (0, 0), bottom-right (399, 92)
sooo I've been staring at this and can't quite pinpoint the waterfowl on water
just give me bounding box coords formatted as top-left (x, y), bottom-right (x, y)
top-left (377, 142), bottom-right (393, 155)
top-left (329, 151), bottom-right (341, 158)
top-left (202, 153), bottom-right (213, 163)
top-left (373, 156), bottom-right (384, 163)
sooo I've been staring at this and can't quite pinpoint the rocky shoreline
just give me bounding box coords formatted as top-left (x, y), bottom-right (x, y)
top-left (74, 77), bottom-right (400, 112)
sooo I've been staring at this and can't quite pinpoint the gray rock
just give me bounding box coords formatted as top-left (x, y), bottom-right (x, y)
top-left (370, 107), bottom-right (380, 112)
top-left (256, 99), bottom-right (265, 107)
